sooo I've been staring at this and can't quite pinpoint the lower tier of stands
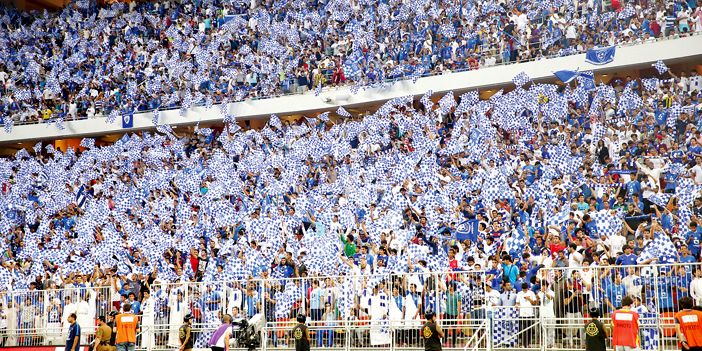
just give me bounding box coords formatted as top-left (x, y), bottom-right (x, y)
top-left (1, 263), bottom-right (699, 351)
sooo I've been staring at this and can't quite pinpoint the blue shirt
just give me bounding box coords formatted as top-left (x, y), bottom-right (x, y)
top-left (605, 283), bottom-right (626, 311)
top-left (66, 322), bottom-right (80, 351)
top-left (130, 300), bottom-right (141, 314)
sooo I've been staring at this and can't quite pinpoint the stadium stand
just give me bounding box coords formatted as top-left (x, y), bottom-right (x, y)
top-left (0, 0), bottom-right (701, 350)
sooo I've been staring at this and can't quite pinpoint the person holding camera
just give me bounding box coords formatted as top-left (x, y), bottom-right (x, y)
top-left (208, 314), bottom-right (233, 351)
top-left (564, 278), bottom-right (585, 348)
top-left (292, 314), bottom-right (311, 351)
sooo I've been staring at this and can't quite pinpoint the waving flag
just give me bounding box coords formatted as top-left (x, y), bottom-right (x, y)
top-left (512, 72), bottom-right (531, 87)
top-left (653, 60), bottom-right (669, 75)
top-left (454, 219), bottom-right (479, 242)
top-left (637, 232), bottom-right (677, 264)
top-left (553, 69), bottom-right (593, 84)
top-left (585, 46), bottom-right (616, 65)
top-left (337, 106), bottom-right (351, 117)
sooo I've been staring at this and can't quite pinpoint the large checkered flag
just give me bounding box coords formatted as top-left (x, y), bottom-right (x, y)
top-left (337, 107), bottom-right (351, 117)
top-left (512, 72), bottom-right (531, 87)
top-left (637, 231), bottom-right (677, 264)
top-left (653, 60), bottom-right (669, 75)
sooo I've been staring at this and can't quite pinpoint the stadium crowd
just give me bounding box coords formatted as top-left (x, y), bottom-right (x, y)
top-left (0, 0), bottom-right (700, 349)
top-left (0, 0), bottom-right (702, 125)
top-left (0, 59), bottom-right (699, 348)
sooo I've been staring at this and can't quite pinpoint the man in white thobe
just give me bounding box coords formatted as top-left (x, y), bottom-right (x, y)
top-left (140, 290), bottom-right (155, 349)
top-left (61, 296), bottom-right (77, 340)
top-left (368, 283), bottom-right (391, 346)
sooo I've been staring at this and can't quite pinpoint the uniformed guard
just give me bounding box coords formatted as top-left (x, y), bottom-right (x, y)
top-left (585, 307), bottom-right (608, 351)
top-left (422, 309), bottom-right (444, 351)
top-left (292, 314), bottom-right (310, 351)
top-left (179, 313), bottom-right (194, 351)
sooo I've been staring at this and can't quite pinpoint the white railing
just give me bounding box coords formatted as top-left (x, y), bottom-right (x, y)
top-left (0, 261), bottom-right (700, 350)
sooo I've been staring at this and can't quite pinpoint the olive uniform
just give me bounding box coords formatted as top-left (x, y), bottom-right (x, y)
top-left (423, 321), bottom-right (442, 351)
top-left (584, 319), bottom-right (607, 351)
top-left (292, 323), bottom-right (310, 351)
top-left (179, 324), bottom-right (193, 351)
top-left (96, 323), bottom-right (114, 351)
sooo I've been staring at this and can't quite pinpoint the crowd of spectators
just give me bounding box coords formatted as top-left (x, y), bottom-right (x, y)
top-left (0, 0), bottom-right (701, 348)
top-left (0, 60), bottom-right (698, 347)
top-left (0, 0), bottom-right (701, 125)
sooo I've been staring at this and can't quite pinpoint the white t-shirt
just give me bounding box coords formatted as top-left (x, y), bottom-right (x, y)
top-left (568, 250), bottom-right (584, 268)
top-left (607, 234), bottom-right (627, 255)
top-left (516, 290), bottom-right (536, 317)
top-left (485, 289), bottom-right (501, 311)
top-left (692, 164), bottom-right (702, 184)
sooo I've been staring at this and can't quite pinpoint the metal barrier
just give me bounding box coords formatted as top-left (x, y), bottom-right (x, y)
top-left (1, 261), bottom-right (701, 350)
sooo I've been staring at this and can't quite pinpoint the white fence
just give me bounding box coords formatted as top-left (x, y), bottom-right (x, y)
top-left (0, 262), bottom-right (699, 350)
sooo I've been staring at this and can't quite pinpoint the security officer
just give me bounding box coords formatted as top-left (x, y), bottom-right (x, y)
top-left (422, 309), bottom-right (443, 351)
top-left (95, 316), bottom-right (113, 351)
top-left (106, 311), bottom-right (118, 349)
top-left (585, 307), bottom-right (608, 351)
top-left (291, 314), bottom-right (310, 351)
top-left (179, 313), bottom-right (193, 351)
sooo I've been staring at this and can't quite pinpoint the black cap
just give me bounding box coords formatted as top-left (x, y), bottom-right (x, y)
top-left (589, 307), bottom-right (600, 318)
top-left (425, 309), bottom-right (436, 320)
top-left (297, 314), bottom-right (307, 323)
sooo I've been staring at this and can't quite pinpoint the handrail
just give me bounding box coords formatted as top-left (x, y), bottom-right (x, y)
top-left (465, 319), bottom-right (488, 351)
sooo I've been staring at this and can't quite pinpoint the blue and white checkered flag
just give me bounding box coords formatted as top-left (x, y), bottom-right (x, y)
top-left (641, 78), bottom-right (659, 91)
top-left (337, 106), bottom-right (351, 117)
top-left (512, 72), bottom-right (531, 87)
top-left (106, 109), bottom-right (119, 124)
top-left (617, 4), bottom-right (636, 19)
top-left (14, 89), bottom-right (32, 101)
top-left (3, 117), bottom-right (12, 134)
top-left (411, 65), bottom-right (426, 84)
top-left (318, 112), bottom-right (330, 122)
top-left (653, 60), bottom-right (669, 75)
top-left (314, 81), bottom-right (323, 96)
top-left (80, 138), bottom-right (95, 149)
top-left (439, 24), bottom-right (457, 38)
top-left (151, 109), bottom-right (159, 125)
top-left (33, 142), bottom-right (42, 154)
top-left (637, 232), bottom-right (677, 264)
top-left (269, 114), bottom-right (282, 129)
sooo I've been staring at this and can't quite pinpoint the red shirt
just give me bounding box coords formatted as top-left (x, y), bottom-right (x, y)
top-left (611, 309), bottom-right (640, 347)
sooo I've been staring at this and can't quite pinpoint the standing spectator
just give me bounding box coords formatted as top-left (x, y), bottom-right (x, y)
top-left (691, 268), bottom-right (702, 306)
top-left (20, 298), bottom-right (36, 346)
top-left (168, 291), bottom-right (188, 347)
top-left (564, 279), bottom-right (584, 348)
top-left (515, 282), bottom-right (538, 348)
top-left (539, 281), bottom-right (556, 348)
top-left (317, 302), bottom-right (336, 347)
top-left (0, 302), bottom-right (6, 347)
top-left (140, 290), bottom-right (155, 350)
top-left (65, 313), bottom-right (80, 351)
